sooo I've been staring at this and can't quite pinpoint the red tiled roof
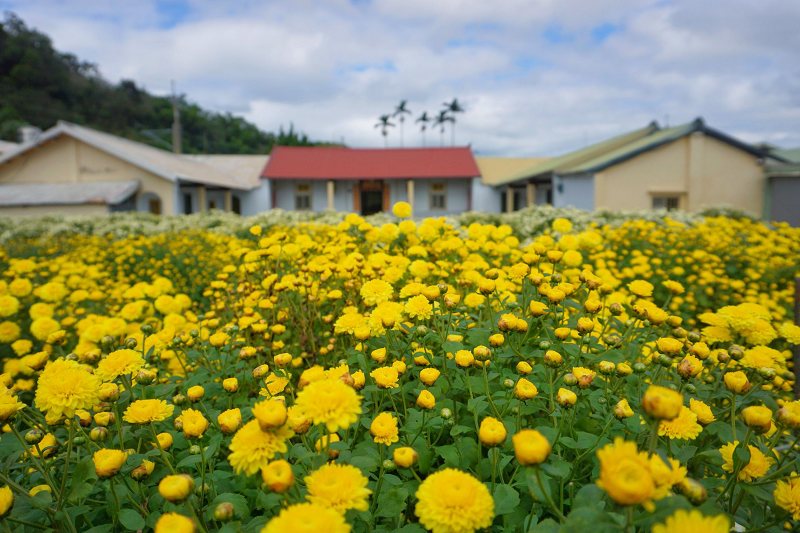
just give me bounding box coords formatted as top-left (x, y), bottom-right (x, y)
top-left (263, 146), bottom-right (480, 180)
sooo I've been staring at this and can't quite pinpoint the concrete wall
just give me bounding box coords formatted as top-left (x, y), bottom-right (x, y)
top-left (241, 181), bottom-right (271, 215)
top-left (0, 204), bottom-right (109, 217)
top-left (767, 176), bottom-right (800, 226)
top-left (553, 174), bottom-right (594, 210)
top-left (594, 134), bottom-right (764, 215)
top-left (0, 135), bottom-right (177, 215)
top-left (471, 178), bottom-right (502, 213)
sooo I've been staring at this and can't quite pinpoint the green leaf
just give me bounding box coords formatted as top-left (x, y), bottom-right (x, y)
top-left (733, 442), bottom-right (751, 470)
top-left (438, 445), bottom-right (460, 467)
top-left (118, 508), bottom-right (146, 531)
top-left (68, 457), bottom-right (98, 502)
top-left (493, 484), bottom-right (520, 515)
top-left (374, 486), bottom-right (408, 518)
top-left (541, 456), bottom-right (571, 479)
top-left (176, 454), bottom-right (203, 468)
top-left (210, 493), bottom-right (250, 520)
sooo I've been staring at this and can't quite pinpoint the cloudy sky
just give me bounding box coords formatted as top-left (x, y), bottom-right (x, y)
top-left (3, 0), bottom-right (799, 155)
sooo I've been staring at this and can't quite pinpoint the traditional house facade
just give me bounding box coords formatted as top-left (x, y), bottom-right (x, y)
top-left (262, 146), bottom-right (487, 217)
top-left (493, 118), bottom-right (788, 217)
top-left (0, 122), bottom-right (268, 216)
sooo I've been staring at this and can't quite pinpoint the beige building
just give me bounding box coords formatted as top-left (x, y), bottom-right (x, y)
top-left (494, 118), bottom-right (788, 217)
top-left (0, 122), bottom-right (268, 217)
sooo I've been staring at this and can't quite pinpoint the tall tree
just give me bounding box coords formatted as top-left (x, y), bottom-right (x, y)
top-left (374, 114), bottom-right (395, 147)
top-left (432, 110), bottom-right (453, 147)
top-left (416, 111), bottom-right (431, 146)
top-left (393, 100), bottom-right (412, 147)
top-left (443, 98), bottom-right (466, 146)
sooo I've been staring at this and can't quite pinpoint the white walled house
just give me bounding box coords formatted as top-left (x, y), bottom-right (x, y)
top-left (262, 146), bottom-right (489, 217)
top-left (0, 122), bottom-right (268, 217)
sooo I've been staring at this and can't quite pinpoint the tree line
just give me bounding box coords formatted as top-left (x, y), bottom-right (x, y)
top-left (0, 13), bottom-right (323, 154)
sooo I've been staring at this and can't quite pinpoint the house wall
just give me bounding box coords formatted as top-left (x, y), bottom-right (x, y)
top-left (594, 138), bottom-right (689, 211)
top-left (688, 133), bottom-right (764, 215)
top-left (471, 178), bottom-right (501, 213)
top-left (409, 178), bottom-right (471, 218)
top-left (594, 134), bottom-right (764, 215)
top-left (0, 135), bottom-right (177, 215)
top-left (0, 204), bottom-right (109, 217)
top-left (553, 174), bottom-right (594, 210)
top-left (241, 180), bottom-right (271, 215)
top-left (767, 176), bottom-right (800, 226)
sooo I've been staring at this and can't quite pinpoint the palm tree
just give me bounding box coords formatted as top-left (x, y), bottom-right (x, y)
top-left (415, 111), bottom-right (431, 146)
top-left (393, 100), bottom-right (412, 147)
top-left (374, 114), bottom-right (395, 147)
top-left (443, 98), bottom-right (466, 145)
top-left (432, 110), bottom-right (454, 147)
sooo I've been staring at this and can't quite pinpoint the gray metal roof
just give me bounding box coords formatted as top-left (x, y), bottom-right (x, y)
top-left (0, 122), bottom-right (264, 191)
top-left (0, 180), bottom-right (139, 206)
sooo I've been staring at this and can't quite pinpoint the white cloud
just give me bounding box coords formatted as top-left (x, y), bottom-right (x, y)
top-left (2, 0), bottom-right (798, 154)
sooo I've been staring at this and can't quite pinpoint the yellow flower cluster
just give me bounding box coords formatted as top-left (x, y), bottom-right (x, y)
top-left (0, 206), bottom-right (798, 531)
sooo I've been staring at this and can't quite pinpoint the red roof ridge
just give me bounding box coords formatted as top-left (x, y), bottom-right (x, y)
top-left (263, 146), bottom-right (480, 180)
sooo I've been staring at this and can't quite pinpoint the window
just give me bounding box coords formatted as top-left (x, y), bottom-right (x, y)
top-left (652, 196), bottom-right (680, 211)
top-left (232, 196), bottom-right (241, 215)
top-left (295, 184), bottom-right (312, 210)
top-left (183, 193), bottom-right (193, 214)
top-left (430, 182), bottom-right (447, 210)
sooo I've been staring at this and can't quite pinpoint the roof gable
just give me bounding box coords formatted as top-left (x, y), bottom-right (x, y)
top-left (0, 122), bottom-right (261, 190)
top-left (264, 146), bottom-right (480, 180)
top-left (494, 122), bottom-right (660, 186)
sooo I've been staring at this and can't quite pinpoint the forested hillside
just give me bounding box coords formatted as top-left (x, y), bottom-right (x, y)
top-left (0, 13), bottom-right (322, 154)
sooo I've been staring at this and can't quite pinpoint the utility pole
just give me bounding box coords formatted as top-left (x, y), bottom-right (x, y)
top-left (171, 80), bottom-right (182, 154)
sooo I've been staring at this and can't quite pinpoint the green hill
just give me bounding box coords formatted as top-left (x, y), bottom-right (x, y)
top-left (0, 12), bottom-right (322, 154)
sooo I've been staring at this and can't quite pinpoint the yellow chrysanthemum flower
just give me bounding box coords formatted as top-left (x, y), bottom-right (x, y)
top-left (652, 509), bottom-right (730, 533)
top-left (228, 420), bottom-right (293, 476)
top-left (360, 279), bottom-right (394, 306)
top-left (304, 463), bottom-right (371, 513)
top-left (370, 412), bottom-right (399, 446)
top-left (123, 399), bottom-right (175, 424)
top-left (658, 406), bottom-right (702, 440)
top-left (294, 378), bottom-right (362, 432)
top-left (95, 349), bottom-right (145, 382)
top-left (34, 359), bottom-right (101, 422)
top-left (719, 441), bottom-right (775, 481)
top-left (774, 477), bottom-right (800, 520)
top-left (261, 502), bottom-right (350, 533)
top-left (415, 468), bottom-right (494, 533)
top-left (596, 438), bottom-right (655, 508)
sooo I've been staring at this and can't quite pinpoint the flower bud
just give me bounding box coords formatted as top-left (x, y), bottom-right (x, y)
top-left (556, 388), bottom-right (577, 407)
top-left (544, 350), bottom-right (562, 367)
top-left (478, 417), bottom-right (507, 447)
top-left (261, 459), bottom-right (294, 492)
top-left (512, 429), bottom-right (551, 465)
top-left (90, 427), bottom-right (109, 442)
top-left (393, 446), bottom-right (419, 468)
top-left (741, 405), bottom-right (772, 434)
top-left (159, 474), bottom-right (195, 503)
top-left (214, 502), bottom-right (235, 522)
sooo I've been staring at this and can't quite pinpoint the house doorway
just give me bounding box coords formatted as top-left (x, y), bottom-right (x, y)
top-left (356, 180), bottom-right (387, 215)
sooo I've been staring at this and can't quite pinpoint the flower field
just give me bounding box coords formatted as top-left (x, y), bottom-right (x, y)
top-left (0, 204), bottom-right (799, 532)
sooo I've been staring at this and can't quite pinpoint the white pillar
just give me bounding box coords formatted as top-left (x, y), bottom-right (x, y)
top-left (526, 182), bottom-right (536, 207)
top-left (505, 187), bottom-right (514, 213)
top-left (224, 190), bottom-right (233, 212)
top-left (407, 179), bottom-right (415, 209)
top-left (198, 185), bottom-right (207, 213)
top-left (327, 180), bottom-right (335, 210)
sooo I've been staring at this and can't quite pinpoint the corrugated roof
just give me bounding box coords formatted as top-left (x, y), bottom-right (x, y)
top-left (0, 180), bottom-right (138, 206)
top-left (0, 122), bottom-right (261, 190)
top-left (0, 140), bottom-right (18, 154)
top-left (772, 147), bottom-right (800, 163)
top-left (564, 118), bottom-right (768, 174)
top-left (493, 122), bottom-right (660, 186)
top-left (476, 157), bottom-right (550, 185)
top-left (264, 146), bottom-right (480, 180)
top-left (184, 155), bottom-right (269, 189)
